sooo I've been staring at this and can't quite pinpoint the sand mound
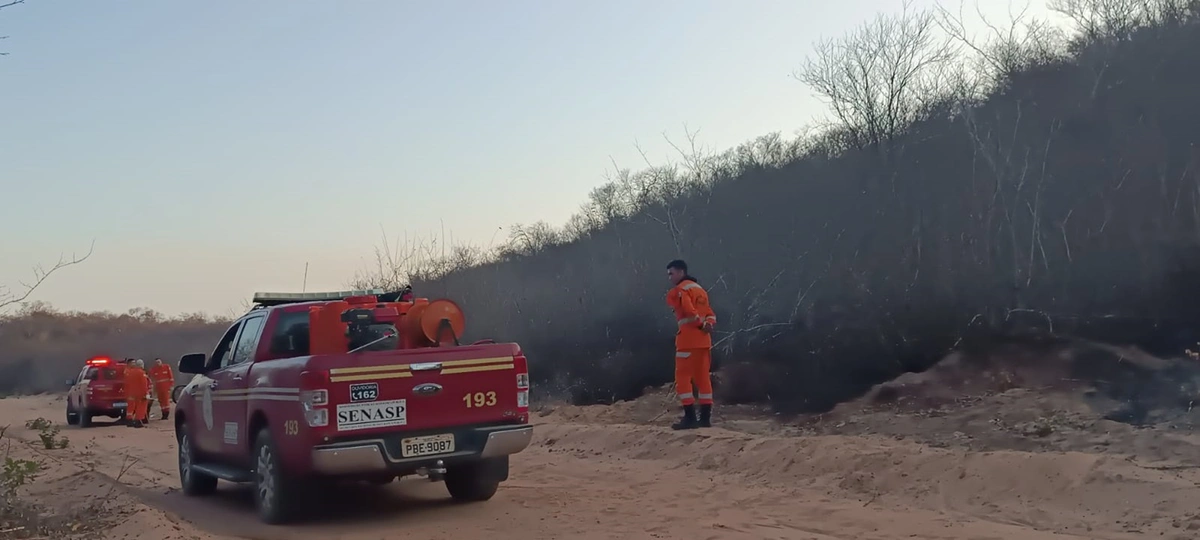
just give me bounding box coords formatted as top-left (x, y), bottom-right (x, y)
top-left (542, 339), bottom-right (1200, 465)
top-left (533, 420), bottom-right (1200, 535)
top-left (853, 340), bottom-right (1197, 418)
top-left (781, 340), bottom-right (1200, 466)
top-left (21, 471), bottom-right (196, 540)
top-left (0, 416), bottom-right (216, 540)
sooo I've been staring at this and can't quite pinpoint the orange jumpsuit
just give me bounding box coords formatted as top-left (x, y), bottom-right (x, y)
top-left (149, 363), bottom-right (174, 416)
top-left (124, 366), bottom-right (151, 423)
top-left (667, 279), bottom-right (717, 406)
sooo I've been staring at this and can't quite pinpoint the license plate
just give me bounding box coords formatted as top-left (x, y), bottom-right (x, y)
top-left (401, 433), bottom-right (455, 458)
top-left (113, 402), bottom-right (126, 408)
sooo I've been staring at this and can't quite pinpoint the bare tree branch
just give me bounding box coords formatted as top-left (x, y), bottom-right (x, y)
top-left (1049, 0), bottom-right (1149, 41)
top-left (794, 1), bottom-right (956, 155)
top-left (0, 0), bottom-right (27, 56)
top-left (0, 240), bottom-right (95, 311)
top-left (936, 0), bottom-right (1065, 87)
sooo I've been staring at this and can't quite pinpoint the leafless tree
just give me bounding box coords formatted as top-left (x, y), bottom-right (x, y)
top-left (349, 227), bottom-right (504, 292)
top-left (0, 241), bottom-right (95, 311)
top-left (936, 0), bottom-right (1066, 87)
top-left (1050, 0), bottom-right (1200, 43)
top-left (1050, 0), bottom-right (1152, 41)
top-left (499, 221), bottom-right (563, 259)
top-left (562, 203), bottom-right (605, 240)
top-left (348, 229), bottom-right (447, 290)
top-left (793, 1), bottom-right (956, 155)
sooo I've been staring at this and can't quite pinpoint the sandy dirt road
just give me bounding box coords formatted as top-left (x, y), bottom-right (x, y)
top-left (3, 394), bottom-right (1200, 540)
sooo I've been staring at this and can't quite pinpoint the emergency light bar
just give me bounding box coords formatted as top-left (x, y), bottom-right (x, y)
top-left (252, 289), bottom-right (387, 306)
top-left (86, 356), bottom-right (112, 366)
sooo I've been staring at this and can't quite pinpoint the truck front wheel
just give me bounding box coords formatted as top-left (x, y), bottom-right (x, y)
top-left (178, 424), bottom-right (218, 496)
top-left (253, 427), bottom-right (305, 524)
top-left (444, 457), bottom-right (505, 502)
top-left (66, 402), bottom-right (79, 426)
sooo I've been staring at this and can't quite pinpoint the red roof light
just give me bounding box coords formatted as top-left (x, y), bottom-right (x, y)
top-left (86, 356), bottom-right (111, 365)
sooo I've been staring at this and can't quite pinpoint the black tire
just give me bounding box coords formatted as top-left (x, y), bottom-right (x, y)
top-left (78, 409), bottom-right (93, 428)
top-left (66, 403), bottom-right (79, 426)
top-left (253, 428), bottom-right (305, 524)
top-left (444, 459), bottom-right (503, 502)
top-left (178, 423), bottom-right (218, 496)
top-left (171, 385), bottom-right (184, 404)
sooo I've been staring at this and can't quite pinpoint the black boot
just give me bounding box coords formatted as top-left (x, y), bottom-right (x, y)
top-left (699, 404), bottom-right (712, 428)
top-left (161, 410), bottom-right (170, 420)
top-left (671, 405), bottom-right (698, 430)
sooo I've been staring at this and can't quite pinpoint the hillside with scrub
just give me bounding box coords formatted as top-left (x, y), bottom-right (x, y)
top-left (356, 0), bottom-right (1200, 412)
top-left (5, 0), bottom-right (1200, 414)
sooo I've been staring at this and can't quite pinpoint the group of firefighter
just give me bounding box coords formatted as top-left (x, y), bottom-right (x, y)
top-left (98, 258), bottom-right (716, 431)
top-left (120, 357), bottom-right (175, 428)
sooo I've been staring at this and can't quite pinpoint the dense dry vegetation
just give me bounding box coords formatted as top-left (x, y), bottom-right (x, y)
top-left (0, 303), bottom-right (228, 395)
top-left (5, 0), bottom-right (1200, 414)
top-left (372, 0), bottom-right (1200, 413)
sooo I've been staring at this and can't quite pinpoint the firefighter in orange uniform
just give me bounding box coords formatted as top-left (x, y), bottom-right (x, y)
top-left (149, 358), bottom-right (175, 420)
top-left (123, 359), bottom-right (151, 428)
top-left (665, 259), bottom-right (717, 430)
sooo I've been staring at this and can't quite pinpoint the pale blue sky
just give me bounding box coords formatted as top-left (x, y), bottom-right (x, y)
top-left (1, 0), bottom-right (1059, 315)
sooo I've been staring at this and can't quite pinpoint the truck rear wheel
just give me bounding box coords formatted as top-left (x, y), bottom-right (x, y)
top-left (66, 403), bottom-right (79, 426)
top-left (178, 424), bottom-right (218, 496)
top-left (78, 408), bottom-right (93, 428)
top-left (253, 427), bottom-right (305, 524)
top-left (444, 458), bottom-right (504, 502)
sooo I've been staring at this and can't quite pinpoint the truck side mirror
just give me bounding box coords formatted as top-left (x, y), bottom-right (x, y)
top-left (65, 378), bottom-right (75, 388)
top-left (178, 353), bottom-right (208, 375)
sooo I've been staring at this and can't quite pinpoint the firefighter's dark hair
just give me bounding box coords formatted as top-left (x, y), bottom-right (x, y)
top-left (666, 259), bottom-right (688, 273)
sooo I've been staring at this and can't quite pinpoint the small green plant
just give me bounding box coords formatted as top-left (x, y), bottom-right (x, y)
top-left (0, 426), bottom-right (42, 499)
top-left (25, 417), bottom-right (68, 449)
top-left (1, 457), bottom-right (41, 497)
top-left (24, 418), bottom-right (51, 431)
top-left (38, 426), bottom-right (69, 450)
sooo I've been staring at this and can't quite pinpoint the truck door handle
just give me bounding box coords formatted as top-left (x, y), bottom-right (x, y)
top-left (232, 374), bottom-right (243, 381)
top-left (210, 381), bottom-right (219, 390)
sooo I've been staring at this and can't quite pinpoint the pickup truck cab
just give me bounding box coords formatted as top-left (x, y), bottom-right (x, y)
top-left (65, 356), bottom-right (128, 427)
top-left (173, 289), bottom-right (533, 524)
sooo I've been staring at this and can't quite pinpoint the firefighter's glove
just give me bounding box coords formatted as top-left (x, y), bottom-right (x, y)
top-left (702, 321), bottom-right (714, 333)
